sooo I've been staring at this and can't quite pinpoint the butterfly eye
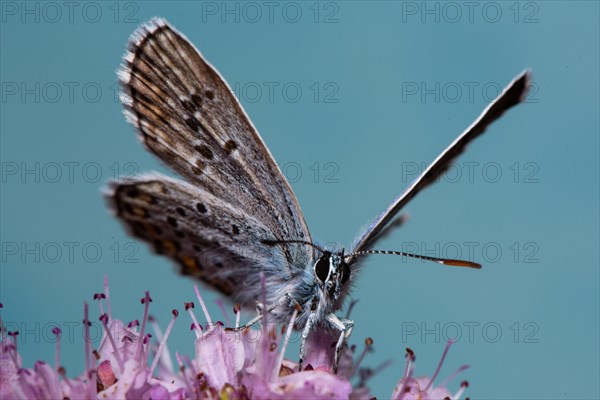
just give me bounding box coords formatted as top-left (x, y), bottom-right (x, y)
top-left (314, 256), bottom-right (331, 283)
top-left (340, 262), bottom-right (350, 284)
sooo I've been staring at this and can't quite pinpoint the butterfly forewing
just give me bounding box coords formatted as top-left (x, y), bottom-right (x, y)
top-left (111, 18), bottom-right (314, 301)
top-left (118, 18), bottom-right (312, 263)
top-left (350, 71), bottom-right (531, 259)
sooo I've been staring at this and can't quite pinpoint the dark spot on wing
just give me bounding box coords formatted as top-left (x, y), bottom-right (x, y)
top-left (176, 207), bottom-right (186, 216)
top-left (154, 240), bottom-right (165, 255)
top-left (181, 99), bottom-right (196, 113)
top-left (205, 90), bottom-right (215, 100)
top-left (232, 225), bottom-right (240, 235)
top-left (174, 230), bottom-right (185, 239)
top-left (194, 145), bottom-right (214, 160)
top-left (193, 245), bottom-right (202, 252)
top-left (130, 221), bottom-right (145, 237)
top-left (127, 188), bottom-right (140, 198)
top-left (122, 202), bottom-right (134, 215)
top-left (167, 216), bottom-right (178, 228)
top-left (215, 262), bottom-right (223, 268)
top-left (224, 140), bottom-right (238, 155)
top-left (196, 203), bottom-right (207, 213)
top-left (192, 160), bottom-right (205, 175)
top-left (191, 93), bottom-right (203, 107)
top-left (185, 117), bottom-right (200, 131)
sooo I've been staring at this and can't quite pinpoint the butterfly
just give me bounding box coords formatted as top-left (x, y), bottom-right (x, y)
top-left (108, 18), bottom-right (530, 372)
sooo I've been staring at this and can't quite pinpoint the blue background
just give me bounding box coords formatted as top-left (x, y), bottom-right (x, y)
top-left (1, 1), bottom-right (598, 399)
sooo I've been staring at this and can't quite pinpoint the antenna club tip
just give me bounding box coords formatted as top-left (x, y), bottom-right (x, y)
top-left (441, 259), bottom-right (482, 269)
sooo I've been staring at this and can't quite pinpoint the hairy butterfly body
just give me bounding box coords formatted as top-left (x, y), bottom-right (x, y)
top-left (108, 18), bottom-right (530, 372)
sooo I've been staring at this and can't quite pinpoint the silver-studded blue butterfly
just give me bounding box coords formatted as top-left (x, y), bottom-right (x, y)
top-left (108, 18), bottom-right (530, 372)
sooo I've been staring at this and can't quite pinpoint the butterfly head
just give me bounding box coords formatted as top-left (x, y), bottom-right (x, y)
top-left (313, 250), bottom-right (350, 301)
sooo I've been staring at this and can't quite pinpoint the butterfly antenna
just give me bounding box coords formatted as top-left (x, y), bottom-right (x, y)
top-left (345, 250), bottom-right (481, 269)
top-left (261, 239), bottom-right (328, 255)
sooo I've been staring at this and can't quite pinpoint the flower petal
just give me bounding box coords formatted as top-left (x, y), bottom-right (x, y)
top-left (195, 325), bottom-right (244, 390)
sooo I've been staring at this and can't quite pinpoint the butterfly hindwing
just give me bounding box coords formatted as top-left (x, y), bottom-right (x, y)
top-left (118, 18), bottom-right (313, 266)
top-left (109, 174), bottom-right (308, 305)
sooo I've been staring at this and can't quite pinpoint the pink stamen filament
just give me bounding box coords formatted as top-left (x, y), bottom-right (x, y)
top-left (193, 285), bottom-right (213, 328)
top-left (0, 304), bottom-right (6, 345)
top-left (104, 275), bottom-right (112, 318)
top-left (96, 296), bottom-right (105, 317)
top-left (397, 351), bottom-right (416, 400)
top-left (100, 314), bottom-right (124, 373)
top-left (53, 328), bottom-right (61, 373)
top-left (175, 352), bottom-right (195, 398)
top-left (273, 307), bottom-right (298, 381)
top-left (135, 291), bottom-right (151, 360)
top-left (83, 302), bottom-right (91, 373)
top-left (424, 339), bottom-right (455, 392)
top-left (439, 364), bottom-right (471, 388)
top-left (403, 350), bottom-right (414, 378)
top-left (149, 316), bottom-right (175, 374)
top-left (182, 354), bottom-right (202, 398)
top-left (60, 368), bottom-right (75, 391)
top-left (86, 369), bottom-right (96, 399)
top-left (149, 310), bottom-right (178, 379)
top-left (453, 381), bottom-right (469, 400)
top-left (83, 302), bottom-right (96, 398)
top-left (141, 334), bottom-right (152, 362)
top-left (185, 304), bottom-right (203, 338)
top-left (8, 343), bottom-right (19, 369)
top-left (182, 354), bottom-right (197, 374)
top-left (8, 332), bottom-right (19, 367)
top-left (350, 338), bottom-right (373, 378)
top-left (370, 359), bottom-right (393, 378)
top-left (234, 306), bottom-right (241, 329)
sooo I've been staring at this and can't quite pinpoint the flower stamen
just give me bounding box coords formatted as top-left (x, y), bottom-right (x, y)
top-left (99, 313), bottom-right (124, 373)
top-left (52, 327), bottom-right (61, 373)
top-left (135, 291), bottom-right (152, 360)
top-left (184, 302), bottom-right (203, 338)
top-left (104, 275), bottom-right (112, 318)
top-left (424, 339), bottom-right (455, 392)
top-left (193, 285), bottom-right (213, 329)
top-left (273, 303), bottom-right (299, 380)
top-left (149, 309), bottom-right (178, 379)
top-left (175, 352), bottom-right (195, 398)
top-left (453, 380), bottom-right (469, 400)
top-left (350, 337), bottom-right (373, 378)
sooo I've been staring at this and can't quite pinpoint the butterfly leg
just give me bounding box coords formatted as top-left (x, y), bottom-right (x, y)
top-left (298, 310), bottom-right (318, 372)
top-left (327, 313), bottom-right (354, 374)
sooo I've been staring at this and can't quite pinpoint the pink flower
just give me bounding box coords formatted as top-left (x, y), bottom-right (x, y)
top-left (391, 342), bottom-right (470, 400)
top-left (0, 278), bottom-right (471, 399)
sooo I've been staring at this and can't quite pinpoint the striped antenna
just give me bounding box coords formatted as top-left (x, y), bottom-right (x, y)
top-left (345, 249), bottom-right (481, 269)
